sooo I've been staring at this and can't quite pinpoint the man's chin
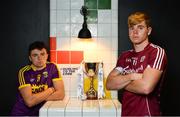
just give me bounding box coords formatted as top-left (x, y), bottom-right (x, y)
top-left (36, 64), bottom-right (45, 68)
top-left (133, 42), bottom-right (141, 45)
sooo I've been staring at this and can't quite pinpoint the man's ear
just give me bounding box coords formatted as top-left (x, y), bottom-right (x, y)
top-left (29, 56), bottom-right (32, 62)
top-left (46, 53), bottom-right (49, 60)
top-left (148, 27), bottom-right (152, 35)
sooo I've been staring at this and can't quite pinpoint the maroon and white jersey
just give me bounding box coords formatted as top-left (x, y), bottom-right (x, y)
top-left (116, 43), bottom-right (167, 116)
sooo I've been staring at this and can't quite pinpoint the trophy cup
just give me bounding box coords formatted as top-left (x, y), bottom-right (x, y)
top-left (77, 61), bottom-right (105, 100)
top-left (84, 62), bottom-right (98, 100)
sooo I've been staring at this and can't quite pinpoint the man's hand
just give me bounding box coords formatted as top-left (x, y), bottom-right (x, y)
top-left (130, 73), bottom-right (143, 80)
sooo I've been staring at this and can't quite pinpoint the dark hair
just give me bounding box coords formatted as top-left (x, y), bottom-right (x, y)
top-left (28, 41), bottom-right (48, 55)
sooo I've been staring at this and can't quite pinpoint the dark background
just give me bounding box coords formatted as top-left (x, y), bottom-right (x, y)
top-left (0, 0), bottom-right (180, 115)
top-left (0, 0), bottom-right (49, 115)
top-left (118, 0), bottom-right (180, 115)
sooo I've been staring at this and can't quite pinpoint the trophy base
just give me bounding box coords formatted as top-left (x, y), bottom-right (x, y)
top-left (86, 96), bottom-right (97, 100)
top-left (86, 92), bottom-right (97, 100)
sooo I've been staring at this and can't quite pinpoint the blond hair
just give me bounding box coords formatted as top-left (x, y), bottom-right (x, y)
top-left (128, 12), bottom-right (151, 28)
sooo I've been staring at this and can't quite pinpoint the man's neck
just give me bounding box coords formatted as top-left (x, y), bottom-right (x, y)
top-left (31, 64), bottom-right (46, 71)
top-left (133, 40), bottom-right (149, 52)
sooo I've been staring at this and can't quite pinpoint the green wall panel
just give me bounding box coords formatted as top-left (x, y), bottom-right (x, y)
top-left (85, 0), bottom-right (97, 9)
top-left (98, 0), bottom-right (111, 9)
top-left (87, 10), bottom-right (97, 23)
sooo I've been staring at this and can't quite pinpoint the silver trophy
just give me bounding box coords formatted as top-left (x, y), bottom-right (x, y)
top-left (84, 62), bottom-right (98, 100)
top-left (77, 61), bottom-right (105, 100)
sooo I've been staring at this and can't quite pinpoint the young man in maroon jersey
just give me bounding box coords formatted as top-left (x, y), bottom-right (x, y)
top-left (106, 12), bottom-right (167, 116)
top-left (11, 41), bottom-right (65, 116)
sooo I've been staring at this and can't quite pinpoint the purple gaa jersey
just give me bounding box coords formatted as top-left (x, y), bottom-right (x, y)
top-left (116, 43), bottom-right (167, 116)
top-left (11, 62), bottom-right (62, 116)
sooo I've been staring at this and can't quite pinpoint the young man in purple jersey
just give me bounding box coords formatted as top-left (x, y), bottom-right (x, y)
top-left (11, 41), bottom-right (65, 116)
top-left (106, 12), bottom-right (167, 116)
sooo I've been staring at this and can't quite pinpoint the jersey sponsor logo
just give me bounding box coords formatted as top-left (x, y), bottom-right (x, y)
top-left (31, 84), bottom-right (48, 93)
top-left (122, 65), bottom-right (143, 74)
top-left (116, 66), bottom-right (129, 75)
top-left (135, 65), bottom-right (144, 72)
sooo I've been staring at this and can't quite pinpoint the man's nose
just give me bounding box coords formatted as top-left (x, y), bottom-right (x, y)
top-left (38, 55), bottom-right (43, 60)
top-left (133, 29), bottom-right (138, 34)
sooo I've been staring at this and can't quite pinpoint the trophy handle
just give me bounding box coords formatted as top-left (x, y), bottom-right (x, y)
top-left (95, 62), bottom-right (103, 74)
top-left (84, 63), bottom-right (88, 73)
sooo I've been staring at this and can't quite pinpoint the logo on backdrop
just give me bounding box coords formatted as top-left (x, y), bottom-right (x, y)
top-left (60, 67), bottom-right (78, 76)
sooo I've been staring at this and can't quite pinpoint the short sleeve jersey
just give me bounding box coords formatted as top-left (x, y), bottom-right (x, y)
top-left (116, 43), bottom-right (167, 116)
top-left (11, 62), bottom-right (62, 116)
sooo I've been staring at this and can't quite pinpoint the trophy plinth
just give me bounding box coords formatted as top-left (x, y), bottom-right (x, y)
top-left (85, 63), bottom-right (98, 100)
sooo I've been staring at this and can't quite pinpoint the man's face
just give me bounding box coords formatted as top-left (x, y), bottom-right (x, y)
top-left (128, 21), bottom-right (152, 45)
top-left (29, 48), bottom-right (48, 70)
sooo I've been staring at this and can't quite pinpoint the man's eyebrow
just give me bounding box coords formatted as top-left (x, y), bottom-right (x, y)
top-left (137, 25), bottom-right (146, 27)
